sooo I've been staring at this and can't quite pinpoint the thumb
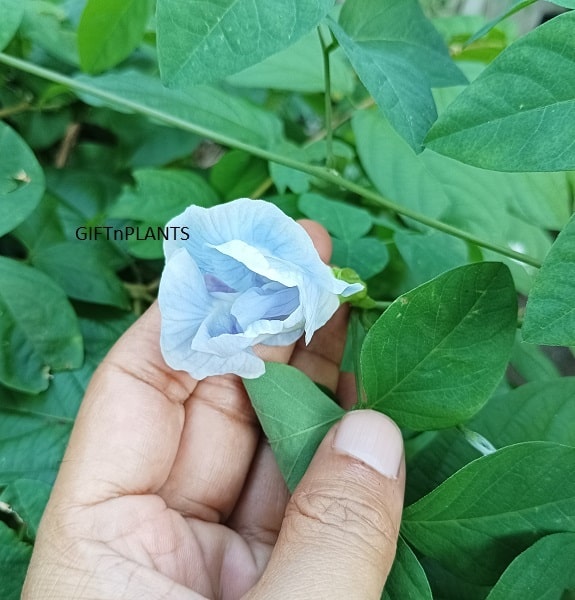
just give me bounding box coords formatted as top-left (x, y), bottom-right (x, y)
top-left (248, 410), bottom-right (405, 600)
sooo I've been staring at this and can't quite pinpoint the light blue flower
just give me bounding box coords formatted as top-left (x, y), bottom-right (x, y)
top-left (158, 198), bottom-right (363, 380)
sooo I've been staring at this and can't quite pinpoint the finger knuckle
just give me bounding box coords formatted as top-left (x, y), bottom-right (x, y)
top-left (286, 478), bottom-right (399, 559)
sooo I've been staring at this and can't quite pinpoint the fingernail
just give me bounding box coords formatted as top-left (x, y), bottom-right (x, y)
top-left (333, 410), bottom-right (403, 479)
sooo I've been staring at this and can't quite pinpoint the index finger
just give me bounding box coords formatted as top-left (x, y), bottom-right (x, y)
top-left (55, 303), bottom-right (198, 505)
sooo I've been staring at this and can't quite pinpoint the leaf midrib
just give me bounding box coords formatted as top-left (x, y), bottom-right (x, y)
top-left (372, 269), bottom-right (503, 404)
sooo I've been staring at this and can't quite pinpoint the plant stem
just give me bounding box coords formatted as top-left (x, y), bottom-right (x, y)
top-left (0, 100), bottom-right (30, 118)
top-left (0, 52), bottom-right (543, 269)
top-left (373, 300), bottom-right (394, 310)
top-left (318, 28), bottom-right (335, 169)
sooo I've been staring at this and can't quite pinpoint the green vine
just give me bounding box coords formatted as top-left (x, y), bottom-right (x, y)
top-left (0, 52), bottom-right (542, 269)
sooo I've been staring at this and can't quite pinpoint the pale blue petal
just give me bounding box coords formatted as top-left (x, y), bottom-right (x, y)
top-left (298, 279), bottom-right (341, 343)
top-left (338, 282), bottom-right (365, 297)
top-left (158, 248), bottom-right (212, 372)
top-left (258, 328), bottom-right (304, 347)
top-left (231, 283), bottom-right (300, 330)
top-left (191, 307), bottom-right (254, 357)
top-left (213, 240), bottom-right (301, 287)
top-left (164, 198), bottom-right (338, 290)
top-left (183, 348), bottom-right (265, 380)
top-left (159, 199), bottom-right (367, 378)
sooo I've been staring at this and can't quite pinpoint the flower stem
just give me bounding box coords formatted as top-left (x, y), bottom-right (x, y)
top-left (0, 52), bottom-right (543, 269)
top-left (373, 300), bottom-right (394, 310)
top-left (0, 100), bottom-right (30, 118)
top-left (318, 28), bottom-right (335, 169)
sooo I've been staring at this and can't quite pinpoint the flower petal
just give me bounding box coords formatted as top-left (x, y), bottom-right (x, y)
top-left (183, 348), bottom-right (265, 380)
top-left (231, 282), bottom-right (300, 330)
top-left (158, 248), bottom-right (212, 373)
top-left (165, 199), bottom-right (335, 288)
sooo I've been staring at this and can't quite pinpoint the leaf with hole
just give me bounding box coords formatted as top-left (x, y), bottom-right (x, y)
top-left (0, 479), bottom-right (51, 540)
top-left (0, 123), bottom-right (45, 238)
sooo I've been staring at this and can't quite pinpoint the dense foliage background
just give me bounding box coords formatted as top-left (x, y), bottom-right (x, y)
top-left (1, 0), bottom-right (574, 597)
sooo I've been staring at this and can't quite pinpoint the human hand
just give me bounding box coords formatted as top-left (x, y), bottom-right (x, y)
top-left (22, 221), bottom-right (405, 600)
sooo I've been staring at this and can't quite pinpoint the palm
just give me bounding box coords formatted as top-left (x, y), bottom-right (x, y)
top-left (24, 292), bottom-right (349, 599)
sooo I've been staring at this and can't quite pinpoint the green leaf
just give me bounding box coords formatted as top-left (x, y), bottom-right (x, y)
top-left (486, 533), bottom-right (575, 600)
top-left (510, 331), bottom-right (560, 382)
top-left (523, 213), bottom-right (575, 345)
top-left (123, 224), bottom-right (163, 260)
top-left (382, 537), bottom-right (433, 600)
top-left (85, 109), bottom-right (201, 169)
top-left (30, 242), bottom-right (130, 309)
top-left (0, 525), bottom-right (32, 600)
top-left (227, 29), bottom-right (354, 95)
top-left (394, 229), bottom-right (469, 292)
top-left (0, 257), bottom-right (83, 393)
top-left (468, 0), bottom-right (575, 45)
top-left (75, 71), bottom-right (283, 150)
top-left (269, 141), bottom-right (310, 194)
top-left (361, 263), bottom-right (517, 430)
top-left (78, 309), bottom-right (135, 363)
top-left (480, 214), bottom-right (552, 296)
top-left (422, 557), bottom-right (492, 600)
top-left (406, 377), bottom-right (575, 505)
top-left (466, 1), bottom-right (538, 45)
top-left (330, 0), bottom-right (465, 150)
top-left (352, 110), bottom-right (450, 222)
top-left (210, 151), bottom-right (268, 201)
top-left (477, 378), bottom-right (575, 449)
top-left (354, 108), bottom-right (571, 234)
top-left (0, 365), bottom-right (89, 485)
top-left (13, 194), bottom-right (66, 253)
top-left (243, 363), bottom-right (344, 492)
top-left (332, 237), bottom-right (389, 280)
top-left (426, 12), bottom-right (575, 172)
top-left (157, 0), bottom-right (334, 86)
top-left (403, 442), bottom-right (575, 585)
top-left (21, 0), bottom-right (79, 66)
top-left (0, 122), bottom-right (45, 238)
top-left (77, 0), bottom-right (153, 74)
top-left (298, 193), bottom-right (372, 241)
top-left (353, 108), bottom-right (556, 293)
top-left (111, 169), bottom-right (219, 224)
top-left (0, 479), bottom-right (52, 539)
top-left (0, 0), bottom-right (24, 51)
